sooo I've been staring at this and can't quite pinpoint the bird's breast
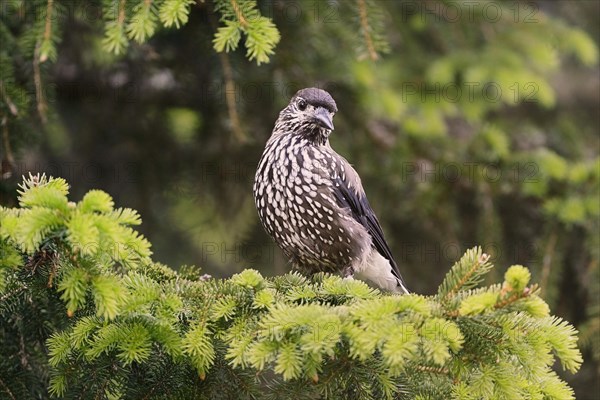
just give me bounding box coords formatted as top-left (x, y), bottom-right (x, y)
top-left (254, 136), bottom-right (370, 272)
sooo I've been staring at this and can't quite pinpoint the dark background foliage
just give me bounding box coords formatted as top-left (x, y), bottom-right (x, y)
top-left (1, 0), bottom-right (598, 396)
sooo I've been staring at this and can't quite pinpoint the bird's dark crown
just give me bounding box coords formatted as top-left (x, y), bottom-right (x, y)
top-left (291, 88), bottom-right (338, 113)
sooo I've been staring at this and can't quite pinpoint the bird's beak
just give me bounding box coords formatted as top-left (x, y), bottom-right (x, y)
top-left (313, 107), bottom-right (334, 131)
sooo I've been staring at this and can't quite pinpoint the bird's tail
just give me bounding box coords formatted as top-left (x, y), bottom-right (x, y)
top-left (392, 278), bottom-right (410, 295)
top-left (355, 249), bottom-right (409, 294)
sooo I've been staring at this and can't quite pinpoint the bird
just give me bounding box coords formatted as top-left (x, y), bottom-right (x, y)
top-left (253, 87), bottom-right (408, 294)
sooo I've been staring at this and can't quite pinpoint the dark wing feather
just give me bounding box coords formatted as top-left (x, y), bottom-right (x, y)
top-left (332, 176), bottom-right (405, 283)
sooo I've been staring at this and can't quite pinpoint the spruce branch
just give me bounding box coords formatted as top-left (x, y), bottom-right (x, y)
top-left (353, 0), bottom-right (389, 61)
top-left (159, 0), bottom-right (195, 28)
top-left (0, 284), bottom-right (27, 303)
top-left (208, 8), bottom-right (246, 142)
top-left (103, 0), bottom-right (130, 54)
top-left (32, 42), bottom-right (48, 124)
top-left (39, 0), bottom-right (55, 63)
top-left (217, 42), bottom-right (246, 142)
top-left (357, 0), bottom-right (378, 61)
top-left (540, 229), bottom-right (558, 295)
top-left (1, 117), bottom-right (15, 179)
top-left (415, 365), bottom-right (449, 375)
top-left (438, 247), bottom-right (492, 301)
top-left (495, 284), bottom-right (538, 310)
top-left (230, 0), bottom-right (248, 28)
top-left (127, 0), bottom-right (158, 43)
top-left (0, 377), bottom-right (17, 400)
top-left (0, 176), bottom-right (584, 399)
top-left (0, 81), bottom-right (19, 116)
top-left (212, 0), bottom-right (280, 64)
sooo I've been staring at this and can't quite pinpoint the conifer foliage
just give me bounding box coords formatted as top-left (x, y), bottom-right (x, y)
top-left (0, 175), bottom-right (583, 399)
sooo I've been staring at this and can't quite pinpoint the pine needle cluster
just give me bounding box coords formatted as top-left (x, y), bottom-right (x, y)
top-left (0, 175), bottom-right (583, 399)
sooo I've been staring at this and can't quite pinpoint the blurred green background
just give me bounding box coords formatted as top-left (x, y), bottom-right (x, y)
top-left (1, 0), bottom-right (598, 396)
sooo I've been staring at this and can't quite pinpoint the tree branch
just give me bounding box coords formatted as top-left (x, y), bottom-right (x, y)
top-left (444, 253), bottom-right (490, 300)
top-left (0, 377), bottom-right (16, 400)
top-left (1, 116), bottom-right (16, 179)
top-left (540, 229), bottom-right (558, 294)
top-left (230, 0), bottom-right (248, 28)
top-left (33, 43), bottom-right (48, 124)
top-left (40, 0), bottom-right (55, 63)
top-left (218, 51), bottom-right (246, 142)
top-left (496, 284), bottom-right (538, 310)
top-left (0, 80), bottom-right (19, 116)
top-left (357, 0), bottom-right (378, 61)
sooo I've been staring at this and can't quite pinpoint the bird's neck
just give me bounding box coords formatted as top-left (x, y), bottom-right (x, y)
top-left (273, 116), bottom-right (330, 147)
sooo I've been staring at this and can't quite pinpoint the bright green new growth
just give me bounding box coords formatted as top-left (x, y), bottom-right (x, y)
top-left (504, 265), bottom-right (531, 292)
top-left (101, 0), bottom-right (281, 64)
top-left (0, 175), bottom-right (583, 399)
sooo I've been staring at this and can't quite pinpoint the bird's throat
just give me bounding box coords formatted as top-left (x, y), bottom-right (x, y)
top-left (301, 125), bottom-right (330, 145)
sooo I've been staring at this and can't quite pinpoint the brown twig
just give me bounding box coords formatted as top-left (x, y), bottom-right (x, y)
top-left (446, 309), bottom-right (459, 317)
top-left (495, 284), bottom-right (538, 310)
top-left (357, 0), bottom-right (378, 61)
top-left (40, 0), bottom-right (54, 63)
top-left (1, 116), bottom-right (15, 179)
top-left (118, 0), bottom-right (127, 24)
top-left (209, 6), bottom-right (246, 143)
top-left (444, 253), bottom-right (490, 301)
top-left (0, 284), bottom-right (27, 303)
top-left (0, 377), bottom-right (17, 400)
top-left (33, 43), bottom-right (48, 124)
top-left (218, 51), bottom-right (246, 142)
top-left (47, 253), bottom-right (60, 288)
top-left (416, 365), bottom-right (449, 375)
top-left (540, 230), bottom-right (558, 295)
top-left (230, 0), bottom-right (248, 27)
top-left (0, 80), bottom-right (19, 116)
top-left (30, 2), bottom-right (57, 129)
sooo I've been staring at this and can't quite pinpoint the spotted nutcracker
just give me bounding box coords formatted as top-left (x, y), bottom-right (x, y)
top-left (253, 88), bottom-right (408, 294)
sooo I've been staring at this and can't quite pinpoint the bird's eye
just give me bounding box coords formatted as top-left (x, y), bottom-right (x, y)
top-left (297, 99), bottom-right (307, 111)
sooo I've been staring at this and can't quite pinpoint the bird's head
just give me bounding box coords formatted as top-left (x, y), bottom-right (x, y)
top-left (278, 88), bottom-right (337, 143)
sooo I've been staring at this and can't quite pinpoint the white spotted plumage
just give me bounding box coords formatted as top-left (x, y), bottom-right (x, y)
top-left (254, 88), bottom-right (409, 293)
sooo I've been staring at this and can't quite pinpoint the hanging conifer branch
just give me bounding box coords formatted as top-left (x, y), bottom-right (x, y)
top-left (218, 50), bottom-right (246, 142)
top-left (39, 0), bottom-right (55, 63)
top-left (102, 0), bottom-right (129, 54)
top-left (0, 79), bottom-right (19, 117)
top-left (0, 378), bottom-right (16, 400)
top-left (127, 0), bottom-right (158, 43)
top-left (1, 117), bottom-right (16, 179)
top-left (209, 10), bottom-right (246, 142)
top-left (230, 0), bottom-right (247, 27)
top-left (212, 0), bottom-right (280, 64)
top-left (159, 0), bottom-right (194, 28)
top-left (540, 229), bottom-right (559, 294)
top-left (354, 0), bottom-right (389, 61)
top-left (357, 0), bottom-right (378, 61)
top-left (32, 43), bottom-right (48, 124)
top-left (0, 81), bottom-right (18, 117)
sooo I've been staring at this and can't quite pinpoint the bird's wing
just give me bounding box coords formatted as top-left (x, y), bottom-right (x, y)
top-left (331, 164), bottom-right (405, 283)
